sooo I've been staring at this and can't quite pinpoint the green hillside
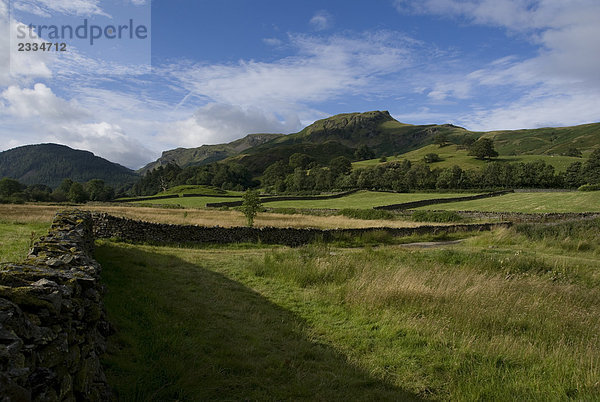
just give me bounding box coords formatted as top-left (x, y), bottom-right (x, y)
top-left (479, 123), bottom-right (600, 155)
top-left (231, 111), bottom-right (467, 173)
top-left (141, 111), bottom-right (599, 180)
top-left (354, 144), bottom-right (585, 172)
top-left (0, 143), bottom-right (138, 188)
top-left (226, 112), bottom-right (599, 175)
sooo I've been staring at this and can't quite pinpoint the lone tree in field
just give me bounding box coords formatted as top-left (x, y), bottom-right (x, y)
top-left (468, 138), bottom-right (498, 160)
top-left (241, 189), bottom-right (262, 227)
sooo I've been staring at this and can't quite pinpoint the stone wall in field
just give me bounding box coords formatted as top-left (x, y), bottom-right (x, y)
top-left (205, 190), bottom-right (359, 208)
top-left (373, 190), bottom-right (513, 211)
top-left (91, 213), bottom-right (511, 247)
top-left (0, 211), bottom-right (111, 401)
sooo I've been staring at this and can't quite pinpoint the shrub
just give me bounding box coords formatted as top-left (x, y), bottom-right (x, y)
top-left (338, 209), bottom-right (395, 220)
top-left (411, 210), bottom-right (463, 223)
top-left (423, 153), bottom-right (441, 163)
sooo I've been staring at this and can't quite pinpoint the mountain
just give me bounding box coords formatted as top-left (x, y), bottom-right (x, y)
top-left (0, 144), bottom-right (139, 188)
top-left (228, 111), bottom-right (469, 173)
top-left (138, 133), bottom-right (284, 174)
top-left (226, 111), bottom-right (600, 174)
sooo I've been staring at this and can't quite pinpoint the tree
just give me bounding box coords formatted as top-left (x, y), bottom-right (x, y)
top-left (241, 189), bottom-right (262, 227)
top-left (0, 178), bottom-right (24, 197)
top-left (436, 165), bottom-right (464, 189)
top-left (460, 136), bottom-right (476, 150)
top-left (563, 146), bottom-right (582, 158)
top-left (262, 161), bottom-right (289, 187)
top-left (67, 182), bottom-right (89, 203)
top-left (354, 144), bottom-right (375, 160)
top-left (583, 148), bottom-right (600, 184)
top-left (57, 178), bottom-right (74, 194)
top-left (288, 153), bottom-right (314, 170)
top-left (468, 138), bottom-right (498, 160)
top-left (329, 156), bottom-right (352, 177)
top-left (423, 153), bottom-right (441, 163)
top-left (85, 179), bottom-right (114, 201)
top-left (563, 162), bottom-right (584, 188)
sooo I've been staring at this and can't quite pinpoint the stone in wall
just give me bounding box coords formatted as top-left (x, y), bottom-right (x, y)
top-left (0, 211), bottom-right (111, 402)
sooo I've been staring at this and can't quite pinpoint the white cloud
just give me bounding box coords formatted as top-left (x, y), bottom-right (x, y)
top-left (309, 10), bottom-right (332, 31)
top-left (263, 37), bottom-right (283, 46)
top-left (459, 91), bottom-right (600, 131)
top-left (161, 103), bottom-right (301, 148)
top-left (13, 0), bottom-right (109, 17)
top-left (427, 81), bottom-right (472, 101)
top-left (1, 83), bottom-right (87, 120)
top-left (396, 0), bottom-right (600, 128)
top-left (50, 122), bottom-right (152, 168)
top-left (166, 32), bottom-right (416, 111)
top-left (0, 82), bottom-right (156, 168)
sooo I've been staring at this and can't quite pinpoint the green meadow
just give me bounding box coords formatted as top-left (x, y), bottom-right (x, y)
top-left (0, 221), bottom-right (50, 264)
top-left (416, 191), bottom-right (600, 213)
top-left (95, 218), bottom-right (600, 400)
top-left (2, 204), bottom-right (600, 400)
top-left (258, 191), bottom-right (474, 209)
top-left (353, 144), bottom-right (584, 172)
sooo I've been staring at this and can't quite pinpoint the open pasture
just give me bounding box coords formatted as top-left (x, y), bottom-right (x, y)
top-left (415, 191), bottom-right (600, 213)
top-left (95, 218), bottom-right (600, 400)
top-left (353, 144), bottom-right (585, 172)
top-left (260, 191), bottom-right (475, 209)
top-left (0, 204), bottom-right (439, 230)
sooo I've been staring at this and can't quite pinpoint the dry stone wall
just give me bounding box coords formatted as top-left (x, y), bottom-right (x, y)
top-left (91, 213), bottom-right (511, 247)
top-left (0, 211), bottom-right (111, 402)
top-left (205, 190), bottom-right (359, 208)
top-left (373, 190), bottom-right (513, 210)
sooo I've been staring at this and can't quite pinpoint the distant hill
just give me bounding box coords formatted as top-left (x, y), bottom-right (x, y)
top-left (228, 111), bottom-right (469, 173)
top-left (138, 133), bottom-right (284, 174)
top-left (145, 110), bottom-right (599, 177)
top-left (0, 144), bottom-right (139, 188)
top-left (224, 112), bottom-right (600, 174)
top-left (477, 123), bottom-right (600, 155)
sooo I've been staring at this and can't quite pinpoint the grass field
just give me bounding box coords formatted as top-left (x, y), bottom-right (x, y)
top-left (3, 205), bottom-right (600, 399)
top-left (95, 218), bottom-right (600, 400)
top-left (115, 185), bottom-right (243, 201)
top-left (0, 221), bottom-right (50, 263)
top-left (0, 204), bottom-right (442, 229)
top-left (132, 196), bottom-right (242, 208)
top-left (261, 191), bottom-right (476, 209)
top-left (126, 190), bottom-right (478, 210)
top-left (353, 144), bottom-right (584, 172)
top-left (415, 191), bottom-right (600, 213)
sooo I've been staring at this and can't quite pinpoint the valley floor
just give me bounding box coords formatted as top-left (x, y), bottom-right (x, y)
top-left (94, 221), bottom-right (600, 400)
top-left (2, 204), bottom-right (600, 400)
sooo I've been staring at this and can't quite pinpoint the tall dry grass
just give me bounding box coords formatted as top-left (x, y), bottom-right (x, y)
top-left (0, 204), bottom-right (449, 229)
top-left (250, 241), bottom-right (600, 399)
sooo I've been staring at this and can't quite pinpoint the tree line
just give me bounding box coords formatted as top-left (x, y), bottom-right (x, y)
top-left (0, 178), bottom-right (115, 204)
top-left (132, 163), bottom-right (255, 196)
top-left (259, 147), bottom-right (600, 193)
top-left (1, 143), bottom-right (599, 203)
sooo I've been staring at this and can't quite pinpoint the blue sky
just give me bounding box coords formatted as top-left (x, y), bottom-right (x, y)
top-left (1, 0), bottom-right (599, 168)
